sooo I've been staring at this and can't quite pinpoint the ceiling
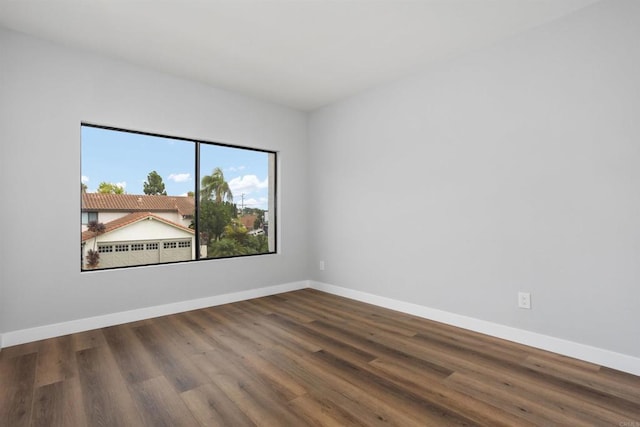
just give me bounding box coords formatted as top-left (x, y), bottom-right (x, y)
top-left (0, 0), bottom-right (598, 111)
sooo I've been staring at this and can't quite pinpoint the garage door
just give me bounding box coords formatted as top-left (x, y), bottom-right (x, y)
top-left (96, 239), bottom-right (191, 268)
top-left (159, 240), bottom-right (192, 263)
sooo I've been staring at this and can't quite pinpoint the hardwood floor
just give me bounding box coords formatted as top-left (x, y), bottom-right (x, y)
top-left (1, 289), bottom-right (639, 426)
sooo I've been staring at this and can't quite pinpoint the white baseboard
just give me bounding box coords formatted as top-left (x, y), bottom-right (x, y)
top-left (0, 280), bottom-right (309, 348)
top-left (310, 281), bottom-right (640, 377)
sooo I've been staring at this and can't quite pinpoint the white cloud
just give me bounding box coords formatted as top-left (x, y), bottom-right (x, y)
top-left (81, 175), bottom-right (89, 183)
top-left (168, 173), bottom-right (191, 183)
top-left (228, 175), bottom-right (268, 195)
top-left (115, 181), bottom-right (127, 189)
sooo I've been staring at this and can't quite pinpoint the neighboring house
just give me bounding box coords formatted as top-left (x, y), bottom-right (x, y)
top-left (239, 214), bottom-right (257, 230)
top-left (81, 193), bottom-right (196, 269)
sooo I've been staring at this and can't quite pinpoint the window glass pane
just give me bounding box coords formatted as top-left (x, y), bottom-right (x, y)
top-left (199, 143), bottom-right (275, 259)
top-left (81, 125), bottom-right (195, 270)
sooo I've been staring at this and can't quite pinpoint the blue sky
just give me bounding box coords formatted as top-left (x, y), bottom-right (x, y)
top-left (81, 125), bottom-right (271, 209)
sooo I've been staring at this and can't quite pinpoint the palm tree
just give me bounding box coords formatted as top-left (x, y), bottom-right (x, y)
top-left (201, 167), bottom-right (233, 203)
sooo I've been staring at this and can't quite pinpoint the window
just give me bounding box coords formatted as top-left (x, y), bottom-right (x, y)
top-left (81, 212), bottom-right (98, 225)
top-left (81, 124), bottom-right (276, 271)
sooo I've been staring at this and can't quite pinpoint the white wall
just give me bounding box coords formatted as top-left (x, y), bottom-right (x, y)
top-left (309, 0), bottom-right (640, 358)
top-left (0, 28), bottom-right (309, 336)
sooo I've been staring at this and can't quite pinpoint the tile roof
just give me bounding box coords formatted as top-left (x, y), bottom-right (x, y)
top-left (239, 214), bottom-right (257, 230)
top-left (82, 193), bottom-right (195, 216)
top-left (81, 211), bottom-right (194, 242)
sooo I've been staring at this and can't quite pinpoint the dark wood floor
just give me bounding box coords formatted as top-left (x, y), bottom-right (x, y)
top-left (1, 289), bottom-right (639, 426)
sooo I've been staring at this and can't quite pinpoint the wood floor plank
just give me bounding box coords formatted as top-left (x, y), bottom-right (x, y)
top-left (193, 340), bottom-right (307, 407)
top-left (183, 309), bottom-right (263, 354)
top-left (181, 383), bottom-right (256, 427)
top-left (101, 324), bottom-right (163, 384)
top-left (193, 348), bottom-right (310, 426)
top-left (154, 314), bottom-right (215, 356)
top-left (231, 304), bottom-right (323, 354)
top-left (0, 352), bottom-right (37, 427)
top-left (31, 378), bottom-right (87, 427)
top-left (250, 296), bottom-right (317, 324)
top-left (284, 290), bottom-right (419, 337)
top-left (265, 312), bottom-right (378, 364)
top-left (34, 335), bottom-right (77, 387)
top-left (263, 343), bottom-right (452, 427)
top-left (367, 357), bottom-right (536, 427)
top-left (522, 354), bottom-right (640, 403)
top-left (258, 345), bottom-right (423, 426)
top-left (75, 346), bottom-right (145, 427)
top-left (0, 342), bottom-right (39, 361)
top-left (132, 323), bottom-right (206, 393)
top-left (2, 289), bottom-right (639, 426)
top-left (130, 375), bottom-right (201, 427)
top-left (71, 328), bottom-right (108, 352)
top-left (441, 367), bottom-right (633, 426)
top-left (304, 318), bottom-right (454, 378)
top-left (288, 394), bottom-right (369, 427)
top-left (312, 348), bottom-right (478, 426)
top-left (445, 371), bottom-right (596, 426)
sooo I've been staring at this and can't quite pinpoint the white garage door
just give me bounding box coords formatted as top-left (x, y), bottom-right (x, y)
top-left (96, 239), bottom-right (191, 268)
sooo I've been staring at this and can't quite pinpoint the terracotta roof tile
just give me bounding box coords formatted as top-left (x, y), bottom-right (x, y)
top-left (81, 211), bottom-right (194, 242)
top-left (82, 193), bottom-right (195, 216)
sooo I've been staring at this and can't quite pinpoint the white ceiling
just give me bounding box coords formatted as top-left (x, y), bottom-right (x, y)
top-left (0, 0), bottom-right (598, 111)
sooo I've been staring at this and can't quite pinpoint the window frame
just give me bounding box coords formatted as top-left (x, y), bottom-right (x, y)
top-left (81, 122), bottom-right (278, 271)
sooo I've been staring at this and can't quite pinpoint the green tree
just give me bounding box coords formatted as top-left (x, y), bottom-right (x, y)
top-left (198, 200), bottom-right (234, 244)
top-left (224, 220), bottom-right (249, 245)
top-left (209, 238), bottom-right (247, 257)
top-left (243, 235), bottom-right (269, 255)
top-left (143, 170), bottom-right (167, 195)
top-left (201, 167), bottom-right (233, 203)
top-left (97, 182), bottom-right (125, 194)
top-left (81, 182), bottom-right (88, 193)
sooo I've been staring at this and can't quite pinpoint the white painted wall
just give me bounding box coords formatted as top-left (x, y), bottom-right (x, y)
top-left (0, 27), bottom-right (309, 335)
top-left (309, 0), bottom-right (640, 358)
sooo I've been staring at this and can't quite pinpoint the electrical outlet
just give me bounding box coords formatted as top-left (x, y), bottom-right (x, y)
top-left (518, 292), bottom-right (531, 309)
top-left (319, 260), bottom-right (325, 271)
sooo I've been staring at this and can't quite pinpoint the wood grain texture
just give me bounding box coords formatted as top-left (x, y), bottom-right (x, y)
top-left (1, 289), bottom-right (639, 426)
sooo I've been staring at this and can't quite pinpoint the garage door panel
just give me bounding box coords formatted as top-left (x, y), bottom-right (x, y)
top-left (160, 240), bottom-right (191, 263)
